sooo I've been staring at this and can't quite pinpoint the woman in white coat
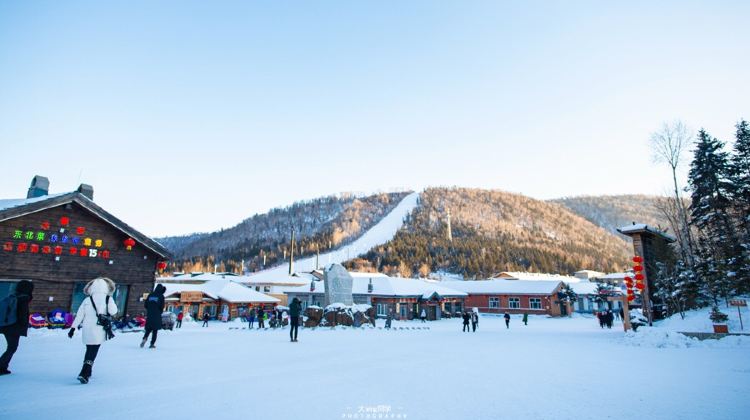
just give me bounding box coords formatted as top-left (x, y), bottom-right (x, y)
top-left (68, 277), bottom-right (118, 384)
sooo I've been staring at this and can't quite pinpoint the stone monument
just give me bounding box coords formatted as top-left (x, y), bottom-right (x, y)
top-left (324, 263), bottom-right (354, 306)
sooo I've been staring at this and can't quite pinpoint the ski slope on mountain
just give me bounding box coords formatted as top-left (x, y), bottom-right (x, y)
top-left (247, 192), bottom-right (419, 280)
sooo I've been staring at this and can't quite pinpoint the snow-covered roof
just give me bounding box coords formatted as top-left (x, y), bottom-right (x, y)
top-left (597, 272), bottom-right (634, 280)
top-left (158, 272), bottom-right (241, 282)
top-left (239, 270), bottom-right (317, 286)
top-left (495, 271), bottom-right (583, 283)
top-left (0, 193), bottom-right (69, 212)
top-left (159, 280), bottom-right (280, 304)
top-left (617, 223), bottom-right (675, 241)
top-left (568, 282), bottom-right (599, 295)
top-left (286, 275), bottom-right (467, 299)
top-left (440, 279), bottom-right (563, 295)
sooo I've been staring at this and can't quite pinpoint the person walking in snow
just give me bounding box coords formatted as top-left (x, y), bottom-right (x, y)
top-left (596, 311), bottom-right (604, 328)
top-left (0, 280), bottom-right (33, 376)
top-left (605, 310), bottom-right (614, 329)
top-left (471, 310), bottom-right (479, 332)
top-left (176, 311), bottom-right (183, 329)
top-left (202, 312), bottom-right (210, 327)
top-left (68, 277), bottom-right (118, 384)
top-left (258, 307), bottom-right (265, 329)
top-left (503, 312), bottom-right (510, 329)
top-left (289, 298), bottom-right (301, 342)
top-left (385, 310), bottom-right (393, 329)
top-left (141, 284), bottom-right (166, 349)
top-left (248, 308), bottom-right (256, 329)
top-left (420, 308), bottom-right (427, 323)
top-left (462, 311), bottom-right (470, 332)
top-left (522, 312), bottom-right (528, 326)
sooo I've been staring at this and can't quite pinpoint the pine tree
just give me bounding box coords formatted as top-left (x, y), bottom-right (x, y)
top-left (728, 120), bottom-right (750, 292)
top-left (688, 129), bottom-right (741, 304)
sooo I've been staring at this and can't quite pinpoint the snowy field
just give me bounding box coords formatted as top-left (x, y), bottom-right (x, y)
top-left (1, 313), bottom-right (749, 420)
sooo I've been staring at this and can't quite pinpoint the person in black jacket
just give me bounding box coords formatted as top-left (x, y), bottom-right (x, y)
top-left (257, 307), bottom-right (265, 329)
top-left (471, 311), bottom-right (479, 332)
top-left (289, 298), bottom-right (302, 342)
top-left (504, 312), bottom-right (511, 329)
top-left (140, 284), bottom-right (166, 349)
top-left (462, 312), bottom-right (470, 332)
top-left (0, 280), bottom-right (33, 375)
top-left (202, 312), bottom-right (210, 327)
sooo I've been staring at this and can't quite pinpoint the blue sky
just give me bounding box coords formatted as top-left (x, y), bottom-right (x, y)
top-left (1, 1), bottom-right (748, 236)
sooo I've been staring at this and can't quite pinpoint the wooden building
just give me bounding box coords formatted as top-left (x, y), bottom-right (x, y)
top-left (441, 279), bottom-right (568, 317)
top-left (0, 176), bottom-right (171, 316)
top-left (284, 272), bottom-right (468, 320)
top-left (158, 278), bottom-right (280, 320)
top-left (617, 223), bottom-right (676, 321)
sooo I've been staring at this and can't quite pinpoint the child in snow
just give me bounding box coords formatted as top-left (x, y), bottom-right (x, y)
top-left (176, 312), bottom-right (183, 328)
top-left (68, 277), bottom-right (118, 384)
top-left (420, 308), bottom-right (427, 323)
top-left (0, 280), bottom-right (34, 376)
top-left (504, 313), bottom-right (510, 329)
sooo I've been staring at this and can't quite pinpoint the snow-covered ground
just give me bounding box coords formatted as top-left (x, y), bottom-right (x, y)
top-left (247, 192), bottom-right (419, 279)
top-left (2, 313), bottom-right (749, 420)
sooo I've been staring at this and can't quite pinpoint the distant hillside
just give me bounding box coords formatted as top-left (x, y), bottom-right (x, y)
top-left (348, 187), bottom-right (633, 278)
top-left (550, 195), bottom-right (672, 237)
top-left (158, 191), bottom-right (411, 273)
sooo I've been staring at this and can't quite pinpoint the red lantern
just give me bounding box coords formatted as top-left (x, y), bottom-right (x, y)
top-left (3, 242), bottom-right (12, 252)
top-left (627, 295), bottom-right (636, 302)
top-left (635, 282), bottom-right (645, 290)
top-left (633, 265), bottom-right (643, 272)
top-left (41, 221), bottom-right (50, 230)
top-left (76, 226), bottom-right (86, 235)
top-left (54, 246), bottom-right (63, 255)
top-left (69, 247), bottom-right (78, 255)
top-left (79, 248), bottom-right (88, 257)
top-left (632, 256), bottom-right (643, 263)
top-left (60, 216), bottom-right (70, 226)
top-left (17, 243), bottom-right (28, 253)
top-left (157, 261), bottom-right (168, 271)
top-left (634, 273), bottom-right (645, 281)
top-left (101, 250), bottom-right (110, 259)
top-left (42, 245), bottom-right (51, 254)
top-left (624, 276), bottom-right (632, 282)
top-left (124, 237), bottom-right (136, 251)
top-left (30, 244), bottom-right (39, 253)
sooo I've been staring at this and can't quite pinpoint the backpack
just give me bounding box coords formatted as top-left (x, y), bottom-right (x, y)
top-left (90, 296), bottom-right (116, 340)
top-left (0, 294), bottom-right (18, 327)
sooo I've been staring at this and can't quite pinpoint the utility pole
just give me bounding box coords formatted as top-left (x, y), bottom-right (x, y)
top-left (289, 227), bottom-right (295, 275)
top-left (446, 207), bottom-right (453, 242)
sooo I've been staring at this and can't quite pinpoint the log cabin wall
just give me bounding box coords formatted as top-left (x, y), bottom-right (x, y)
top-left (0, 202), bottom-right (161, 315)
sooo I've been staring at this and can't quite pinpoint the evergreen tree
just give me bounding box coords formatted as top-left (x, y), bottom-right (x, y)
top-left (688, 129), bottom-right (741, 303)
top-left (729, 120), bottom-right (750, 291)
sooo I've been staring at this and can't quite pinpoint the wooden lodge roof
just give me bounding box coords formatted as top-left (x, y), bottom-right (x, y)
top-left (0, 191), bottom-right (171, 259)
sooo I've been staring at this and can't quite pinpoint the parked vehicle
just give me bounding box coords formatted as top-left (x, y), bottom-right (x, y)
top-left (161, 311), bottom-right (177, 330)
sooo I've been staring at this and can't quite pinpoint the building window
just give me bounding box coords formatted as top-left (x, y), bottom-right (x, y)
top-left (444, 302), bottom-right (452, 313)
top-left (263, 286), bottom-right (271, 293)
top-left (489, 297), bottom-right (500, 309)
top-left (0, 281), bottom-right (17, 300)
top-left (454, 302), bottom-right (463, 313)
top-left (376, 303), bottom-right (387, 317)
top-left (529, 298), bottom-right (542, 310)
top-left (509, 297), bottom-right (520, 309)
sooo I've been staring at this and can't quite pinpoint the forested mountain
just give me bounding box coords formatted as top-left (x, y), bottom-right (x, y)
top-left (346, 187), bottom-right (633, 278)
top-left (157, 192), bottom-right (411, 273)
top-left (550, 195), bottom-right (672, 237)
